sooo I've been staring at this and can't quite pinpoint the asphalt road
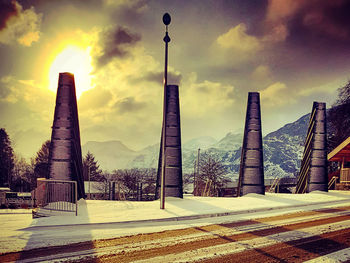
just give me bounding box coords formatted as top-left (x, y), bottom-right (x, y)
top-left (2, 206), bottom-right (350, 262)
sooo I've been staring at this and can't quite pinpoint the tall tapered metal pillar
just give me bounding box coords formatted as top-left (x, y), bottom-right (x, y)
top-left (237, 92), bottom-right (265, 196)
top-left (155, 13), bottom-right (183, 207)
top-left (295, 102), bottom-right (328, 193)
top-left (48, 72), bottom-right (85, 199)
top-left (156, 84), bottom-right (183, 199)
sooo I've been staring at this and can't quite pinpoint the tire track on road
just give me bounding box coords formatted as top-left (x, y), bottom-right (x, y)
top-left (3, 206), bottom-right (350, 263)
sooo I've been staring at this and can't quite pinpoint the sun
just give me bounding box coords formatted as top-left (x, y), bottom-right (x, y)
top-left (49, 46), bottom-right (93, 98)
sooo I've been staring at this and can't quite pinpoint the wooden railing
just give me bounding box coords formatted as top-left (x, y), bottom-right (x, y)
top-left (340, 169), bottom-right (350, 184)
top-left (328, 176), bottom-right (338, 189)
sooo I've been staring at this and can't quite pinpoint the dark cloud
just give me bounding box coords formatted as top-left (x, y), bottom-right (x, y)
top-left (0, 0), bottom-right (18, 30)
top-left (0, 0), bottom-right (42, 46)
top-left (18, 0), bottom-right (103, 9)
top-left (262, 0), bottom-right (350, 47)
top-left (131, 71), bottom-right (182, 85)
top-left (114, 97), bottom-right (146, 114)
top-left (290, 1), bottom-right (350, 44)
top-left (106, 0), bottom-right (150, 27)
top-left (93, 26), bottom-right (141, 69)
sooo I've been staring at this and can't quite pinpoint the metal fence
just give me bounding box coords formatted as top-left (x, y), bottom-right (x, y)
top-left (33, 179), bottom-right (78, 216)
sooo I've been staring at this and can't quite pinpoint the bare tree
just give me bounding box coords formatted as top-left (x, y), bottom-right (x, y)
top-left (110, 168), bottom-right (156, 201)
top-left (139, 168), bottom-right (156, 200)
top-left (328, 81), bottom-right (350, 151)
top-left (197, 152), bottom-right (228, 197)
top-left (93, 171), bottom-right (110, 199)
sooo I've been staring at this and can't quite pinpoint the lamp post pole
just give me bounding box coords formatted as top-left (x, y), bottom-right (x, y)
top-left (88, 165), bottom-right (91, 199)
top-left (195, 148), bottom-right (200, 195)
top-left (160, 13), bottom-right (171, 209)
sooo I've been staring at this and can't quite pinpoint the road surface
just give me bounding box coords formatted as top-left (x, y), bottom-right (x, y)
top-left (2, 206), bottom-right (350, 262)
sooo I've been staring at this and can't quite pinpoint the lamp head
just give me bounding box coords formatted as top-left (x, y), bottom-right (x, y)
top-left (163, 13), bottom-right (171, 26)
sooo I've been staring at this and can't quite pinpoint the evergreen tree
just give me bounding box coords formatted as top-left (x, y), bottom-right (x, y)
top-left (83, 151), bottom-right (103, 181)
top-left (12, 155), bottom-right (33, 192)
top-left (33, 140), bottom-right (50, 183)
top-left (0, 128), bottom-right (14, 187)
top-left (35, 140), bottom-right (50, 164)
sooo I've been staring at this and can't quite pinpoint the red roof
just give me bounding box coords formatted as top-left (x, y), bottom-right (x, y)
top-left (328, 137), bottom-right (350, 162)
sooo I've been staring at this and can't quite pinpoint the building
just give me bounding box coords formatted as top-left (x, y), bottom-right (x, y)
top-left (84, 181), bottom-right (108, 200)
top-left (328, 136), bottom-right (350, 189)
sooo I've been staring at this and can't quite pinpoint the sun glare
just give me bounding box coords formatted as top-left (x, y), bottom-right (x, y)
top-left (49, 46), bottom-right (93, 98)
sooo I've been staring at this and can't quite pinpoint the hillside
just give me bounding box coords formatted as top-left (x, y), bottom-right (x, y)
top-left (82, 141), bottom-right (137, 171)
top-left (83, 113), bottom-right (310, 178)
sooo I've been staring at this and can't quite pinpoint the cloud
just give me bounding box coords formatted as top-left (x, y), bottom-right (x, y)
top-left (0, 75), bottom-right (55, 157)
top-left (266, 0), bottom-right (303, 23)
top-left (113, 96), bottom-right (146, 114)
top-left (263, 0), bottom-right (350, 43)
top-left (0, 0), bottom-right (42, 46)
top-left (77, 34), bottom-right (166, 148)
top-left (217, 23), bottom-right (261, 52)
top-left (301, 3), bottom-right (350, 40)
top-left (91, 25), bottom-right (141, 69)
top-left (79, 87), bottom-right (113, 110)
top-left (103, 0), bottom-right (148, 13)
top-left (0, 75), bottom-right (54, 116)
top-left (263, 0), bottom-right (308, 43)
top-left (182, 72), bottom-right (235, 117)
top-left (260, 82), bottom-right (296, 107)
top-left (251, 65), bottom-right (273, 82)
top-left (250, 65), bottom-right (274, 90)
top-left (297, 79), bottom-right (340, 97)
top-left (102, 0), bottom-right (149, 27)
top-left (132, 70), bottom-right (182, 85)
top-left (0, 76), bottom-right (13, 101)
top-left (0, 0), bottom-right (18, 30)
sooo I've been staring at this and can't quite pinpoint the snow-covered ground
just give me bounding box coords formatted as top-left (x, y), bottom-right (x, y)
top-left (1, 191), bottom-right (350, 254)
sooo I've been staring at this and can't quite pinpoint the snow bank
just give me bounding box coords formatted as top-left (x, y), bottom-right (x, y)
top-left (28, 190), bottom-right (350, 227)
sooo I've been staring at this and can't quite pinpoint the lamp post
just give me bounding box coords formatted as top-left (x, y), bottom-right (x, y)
top-left (160, 13), bottom-right (171, 209)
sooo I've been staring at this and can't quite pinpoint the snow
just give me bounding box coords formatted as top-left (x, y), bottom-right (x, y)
top-left (304, 247), bottom-right (350, 263)
top-left (1, 190), bottom-right (350, 254)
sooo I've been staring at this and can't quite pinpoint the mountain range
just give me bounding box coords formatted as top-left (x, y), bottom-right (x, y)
top-left (82, 113), bottom-right (310, 179)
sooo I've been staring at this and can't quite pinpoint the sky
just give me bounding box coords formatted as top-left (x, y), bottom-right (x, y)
top-left (1, 0), bottom-right (350, 158)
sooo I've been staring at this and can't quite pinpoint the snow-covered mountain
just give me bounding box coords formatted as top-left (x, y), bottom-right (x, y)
top-left (183, 136), bottom-right (218, 150)
top-left (82, 113), bottom-right (310, 178)
top-left (82, 141), bottom-right (138, 171)
top-left (263, 114), bottom-right (309, 178)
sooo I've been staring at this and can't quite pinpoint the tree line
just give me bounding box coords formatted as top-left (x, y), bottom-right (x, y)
top-left (0, 127), bottom-right (229, 198)
top-left (0, 134), bottom-right (159, 199)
